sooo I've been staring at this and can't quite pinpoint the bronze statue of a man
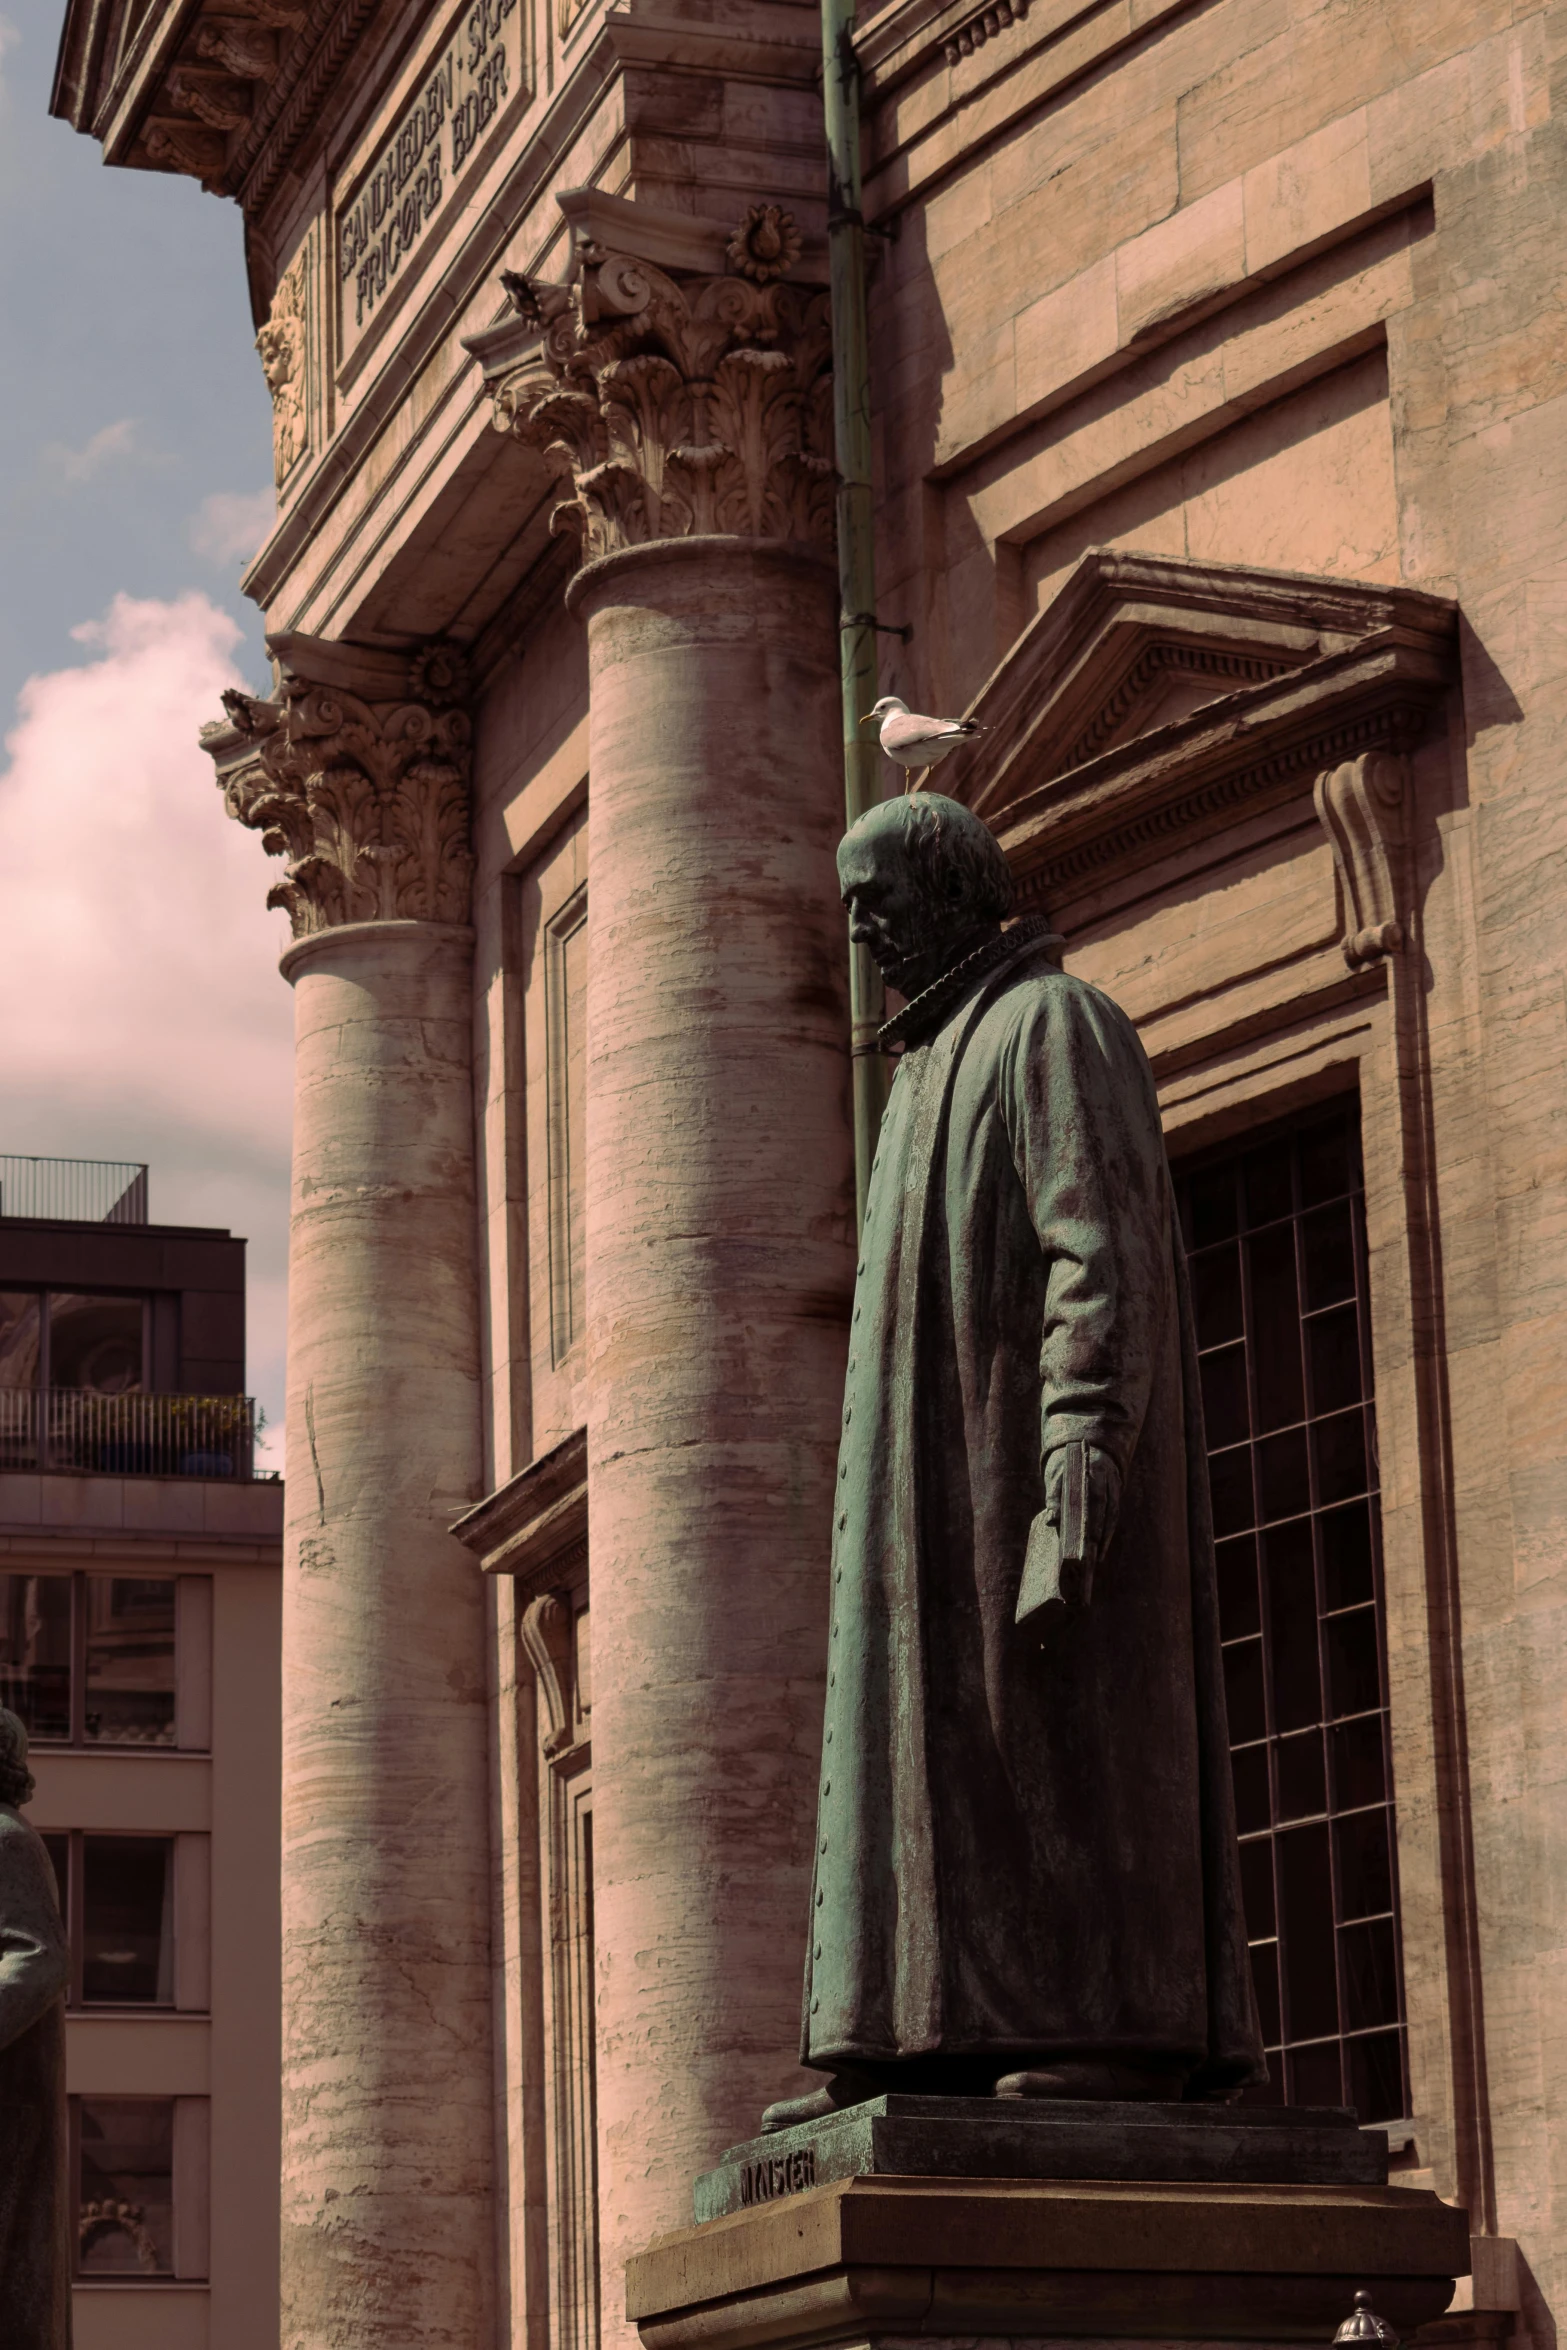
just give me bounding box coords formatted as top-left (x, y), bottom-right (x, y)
top-left (0, 1707), bottom-right (71, 2347)
top-left (767, 792), bottom-right (1262, 2129)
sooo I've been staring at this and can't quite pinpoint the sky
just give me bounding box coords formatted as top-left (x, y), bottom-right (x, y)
top-left (0, 0), bottom-right (292, 1466)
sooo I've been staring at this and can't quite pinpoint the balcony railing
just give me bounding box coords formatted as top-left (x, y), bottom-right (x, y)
top-left (0, 1389), bottom-right (258, 1480)
top-left (0, 1156), bottom-right (149, 1224)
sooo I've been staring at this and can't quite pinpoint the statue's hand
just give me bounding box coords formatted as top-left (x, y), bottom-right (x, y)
top-left (1016, 1443), bottom-right (1121, 1632)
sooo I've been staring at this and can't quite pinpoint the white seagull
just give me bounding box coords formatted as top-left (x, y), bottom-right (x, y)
top-left (864, 693), bottom-right (986, 775)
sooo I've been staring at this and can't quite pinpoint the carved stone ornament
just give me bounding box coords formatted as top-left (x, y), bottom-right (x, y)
top-left (199, 635), bottom-right (473, 937)
top-left (1314, 751), bottom-right (1408, 967)
top-left (519, 1592), bottom-right (575, 1758)
top-left (956, 551), bottom-right (1457, 924)
top-left (479, 228), bottom-right (834, 563)
top-left (141, 117), bottom-right (228, 190)
top-left (166, 66), bottom-right (253, 131)
top-left (257, 238), bottom-right (311, 487)
top-left (193, 20), bottom-right (280, 80)
top-left (448, 1426), bottom-right (588, 1584)
top-left (726, 204), bottom-right (802, 284)
top-left (944, 0), bottom-right (1030, 65)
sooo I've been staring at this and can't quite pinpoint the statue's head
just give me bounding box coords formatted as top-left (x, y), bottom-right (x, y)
top-left (837, 792), bottom-right (1014, 998)
top-left (0, 1709), bottom-right (33, 1810)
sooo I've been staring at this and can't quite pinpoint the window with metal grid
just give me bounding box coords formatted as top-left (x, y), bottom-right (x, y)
top-left (1174, 1102), bottom-right (1409, 2122)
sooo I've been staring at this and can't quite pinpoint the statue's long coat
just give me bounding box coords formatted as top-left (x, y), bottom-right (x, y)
top-left (0, 1805), bottom-right (71, 2348)
top-left (803, 931), bottom-right (1262, 2092)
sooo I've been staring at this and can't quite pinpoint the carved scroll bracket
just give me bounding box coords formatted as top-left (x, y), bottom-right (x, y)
top-left (1314, 750), bottom-right (1408, 969)
top-left (199, 636), bottom-right (473, 937)
top-left (519, 1592), bottom-right (576, 1758)
top-left (467, 205), bottom-right (834, 566)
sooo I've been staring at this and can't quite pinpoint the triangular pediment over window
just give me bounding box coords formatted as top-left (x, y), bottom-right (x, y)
top-left (958, 552), bottom-right (1458, 916)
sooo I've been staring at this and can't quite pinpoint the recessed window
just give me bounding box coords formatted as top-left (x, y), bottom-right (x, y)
top-left (78, 2098), bottom-right (174, 2276)
top-left (85, 1578), bottom-right (176, 1746)
top-left (48, 1294), bottom-right (145, 1394)
top-left (0, 1573), bottom-right (204, 1749)
top-left (0, 1292), bottom-right (41, 1386)
top-left (42, 1832), bottom-right (207, 2011)
top-left (72, 2097), bottom-right (208, 2282)
top-left (76, 2096), bottom-right (175, 2279)
top-left (1175, 1101), bottom-right (1409, 2123)
top-left (81, 1837), bottom-right (174, 2005)
top-left (0, 1574), bottom-right (73, 1739)
top-left (0, 1290), bottom-right (149, 1473)
top-left (546, 884), bottom-right (589, 1367)
top-left (0, 1291), bottom-right (146, 1395)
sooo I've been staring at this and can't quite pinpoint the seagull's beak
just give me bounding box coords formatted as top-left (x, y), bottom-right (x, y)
top-left (859, 713), bottom-right (879, 728)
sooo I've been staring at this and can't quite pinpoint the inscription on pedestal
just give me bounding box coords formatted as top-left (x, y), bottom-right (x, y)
top-left (337, 0), bottom-right (522, 343)
top-left (738, 2148), bottom-right (816, 2206)
top-left (695, 2096), bottom-right (1389, 2225)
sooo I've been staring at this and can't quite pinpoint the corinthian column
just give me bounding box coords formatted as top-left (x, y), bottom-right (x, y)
top-left (202, 638), bottom-right (493, 2350)
top-left (478, 204), bottom-right (855, 2323)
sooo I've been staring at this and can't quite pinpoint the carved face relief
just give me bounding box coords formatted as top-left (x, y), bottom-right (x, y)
top-left (257, 242), bottom-right (312, 487)
top-left (256, 320), bottom-right (295, 395)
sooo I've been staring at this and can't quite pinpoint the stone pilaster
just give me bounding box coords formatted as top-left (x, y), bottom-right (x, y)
top-left (475, 204), bottom-right (854, 2336)
top-left (201, 636), bottom-right (493, 2350)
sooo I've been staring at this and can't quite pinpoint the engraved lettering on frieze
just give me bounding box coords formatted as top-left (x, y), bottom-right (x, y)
top-left (257, 238), bottom-right (312, 488)
top-left (738, 2149), bottom-right (816, 2206)
top-left (338, 0), bottom-right (520, 336)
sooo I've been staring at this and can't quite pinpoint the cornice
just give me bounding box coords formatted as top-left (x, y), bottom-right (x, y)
top-left (55, 0), bottom-right (823, 222)
top-left (55, 0), bottom-right (343, 196)
top-left (964, 551), bottom-right (1458, 817)
top-left (854, 0), bottom-right (1200, 222)
top-left (236, 0), bottom-right (386, 214)
top-left (1000, 661), bottom-right (1441, 913)
top-left (957, 551), bottom-right (1459, 943)
top-left (242, 0), bottom-right (820, 614)
top-left (450, 1426), bottom-right (587, 1589)
top-left (855, 0), bottom-right (1050, 83)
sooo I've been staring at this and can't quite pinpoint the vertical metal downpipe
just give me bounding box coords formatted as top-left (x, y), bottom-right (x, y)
top-left (823, 0), bottom-right (890, 1230)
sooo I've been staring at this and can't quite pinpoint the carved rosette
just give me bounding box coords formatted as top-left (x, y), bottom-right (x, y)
top-left (485, 240), bottom-right (834, 563)
top-left (200, 642), bottom-right (474, 938)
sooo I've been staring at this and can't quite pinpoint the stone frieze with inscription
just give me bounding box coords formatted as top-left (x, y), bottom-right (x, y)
top-left (337, 0), bottom-right (523, 344)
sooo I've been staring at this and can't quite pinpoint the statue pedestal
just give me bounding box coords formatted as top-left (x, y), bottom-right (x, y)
top-left (626, 2105), bottom-right (1469, 2350)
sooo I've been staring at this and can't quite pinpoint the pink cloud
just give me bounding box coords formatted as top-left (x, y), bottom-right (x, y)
top-left (189, 488), bottom-right (276, 567)
top-left (0, 592), bottom-right (294, 1463)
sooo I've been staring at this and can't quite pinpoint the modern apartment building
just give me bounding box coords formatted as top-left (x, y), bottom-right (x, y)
top-left (0, 1154), bottom-right (281, 2350)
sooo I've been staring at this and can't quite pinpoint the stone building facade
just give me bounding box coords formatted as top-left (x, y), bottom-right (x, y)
top-left (46, 0), bottom-right (1567, 2344)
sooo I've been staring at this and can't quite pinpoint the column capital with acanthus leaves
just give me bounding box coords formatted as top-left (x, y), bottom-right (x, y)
top-left (466, 200), bottom-right (835, 567)
top-left (199, 634), bottom-right (474, 938)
